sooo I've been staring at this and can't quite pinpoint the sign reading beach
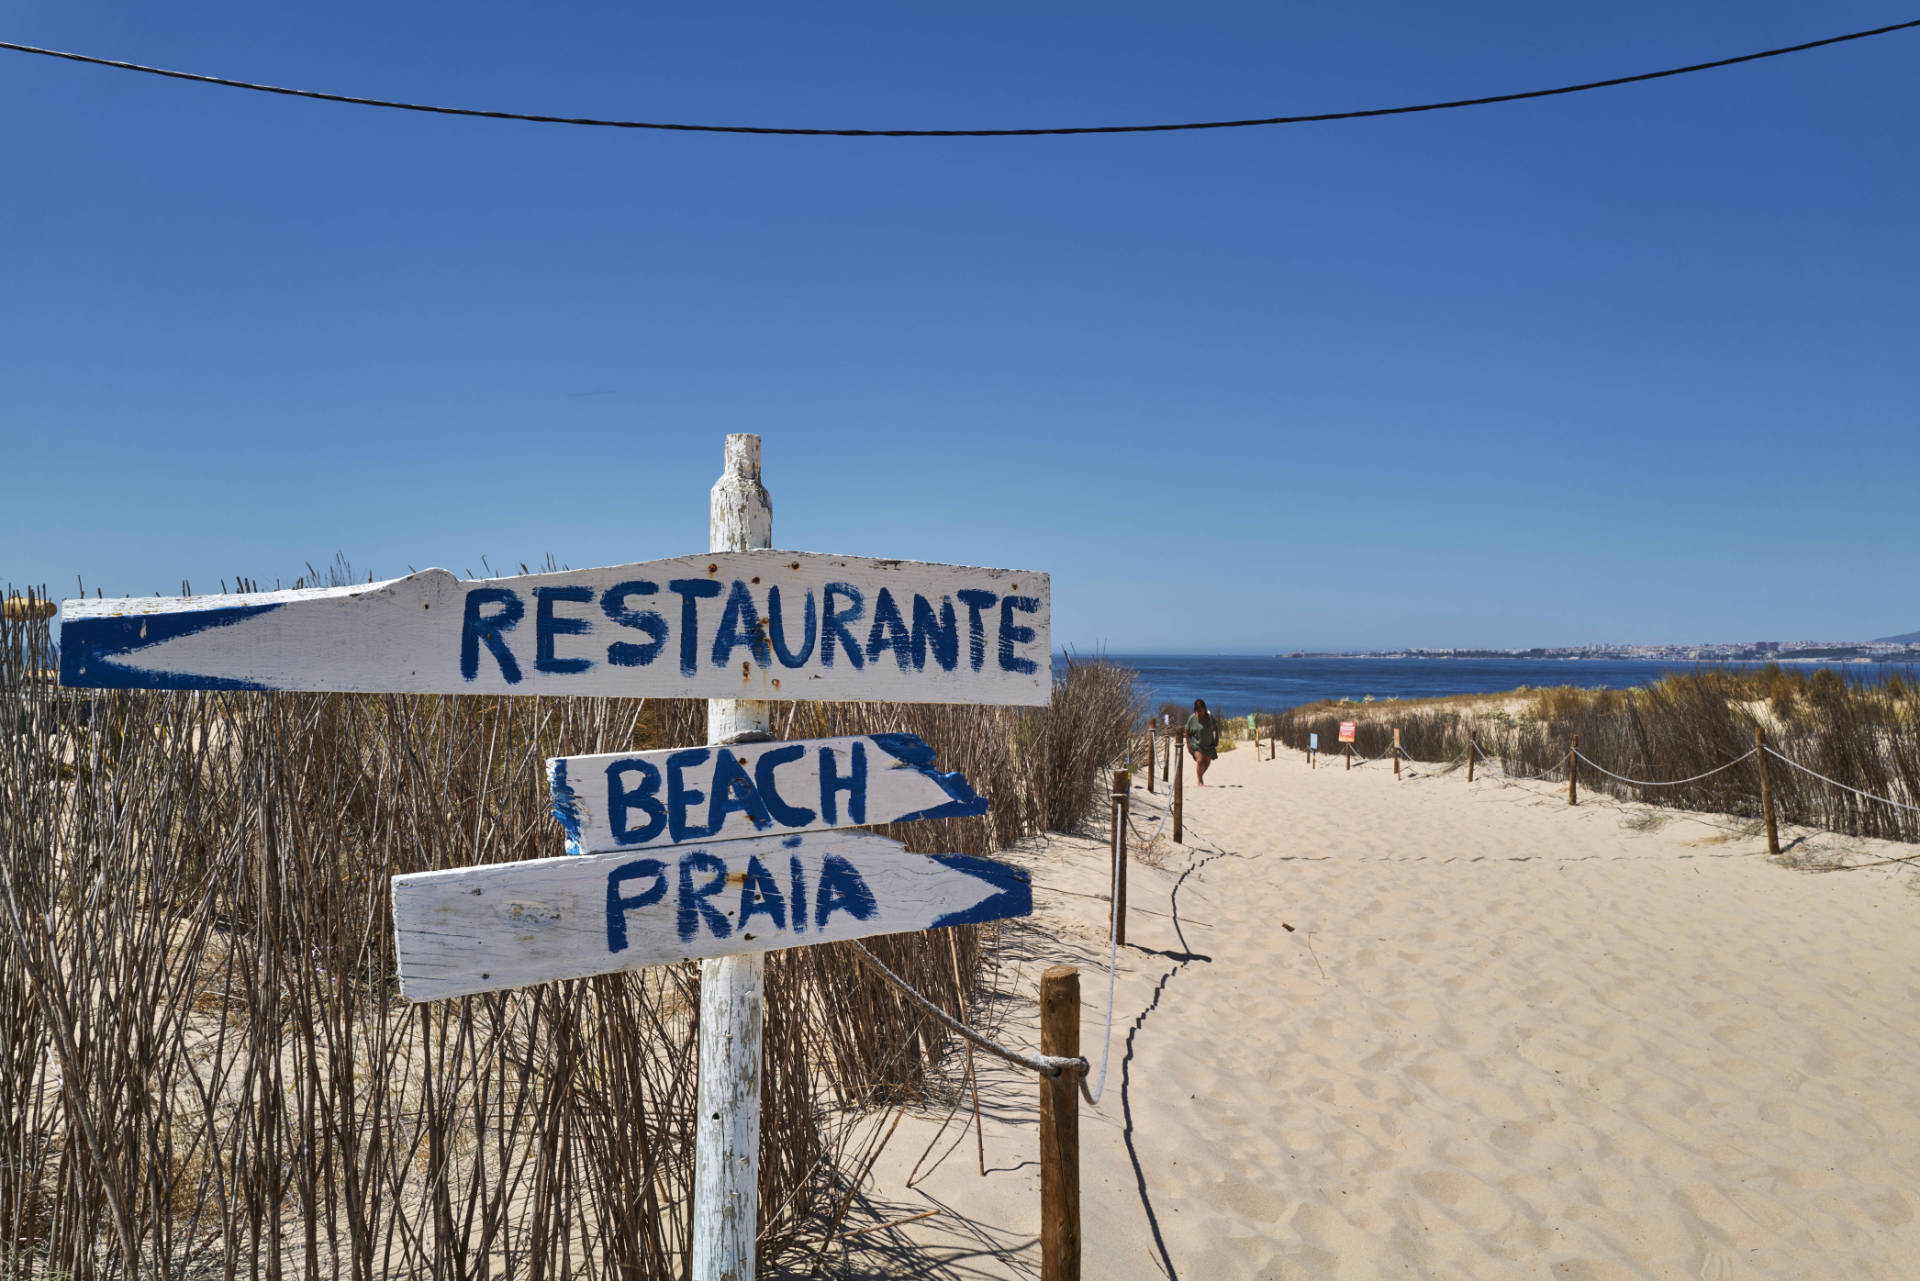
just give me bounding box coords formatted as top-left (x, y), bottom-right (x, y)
top-left (549, 733), bottom-right (987, 855)
top-left (60, 551), bottom-right (1050, 705)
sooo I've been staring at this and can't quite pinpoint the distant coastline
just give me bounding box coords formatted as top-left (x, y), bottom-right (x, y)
top-left (1076, 653), bottom-right (1912, 721)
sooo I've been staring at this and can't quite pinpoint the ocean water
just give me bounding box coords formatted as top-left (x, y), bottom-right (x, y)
top-left (1081, 654), bottom-right (1902, 721)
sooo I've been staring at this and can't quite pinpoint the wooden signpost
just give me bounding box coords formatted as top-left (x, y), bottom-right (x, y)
top-left (59, 434), bottom-right (1054, 1281)
top-left (1339, 720), bottom-right (1356, 770)
top-left (1308, 731), bottom-right (1318, 767)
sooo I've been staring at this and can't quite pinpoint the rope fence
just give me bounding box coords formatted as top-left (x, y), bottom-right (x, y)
top-left (1762, 746), bottom-right (1920, 817)
top-left (1276, 723), bottom-right (1920, 861)
top-left (1572, 747), bottom-right (1757, 789)
top-left (849, 942), bottom-right (1088, 1083)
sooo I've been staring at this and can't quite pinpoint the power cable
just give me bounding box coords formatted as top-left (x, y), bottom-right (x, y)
top-left (0, 18), bottom-right (1914, 138)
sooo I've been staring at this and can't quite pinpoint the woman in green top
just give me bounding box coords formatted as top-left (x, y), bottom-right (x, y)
top-left (1185, 698), bottom-right (1219, 786)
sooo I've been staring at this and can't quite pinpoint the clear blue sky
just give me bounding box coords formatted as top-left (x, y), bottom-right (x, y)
top-left (4, 2), bottom-right (1915, 650)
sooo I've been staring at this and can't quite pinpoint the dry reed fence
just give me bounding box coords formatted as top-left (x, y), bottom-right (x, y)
top-left (0, 587), bottom-right (1144, 1278)
top-left (1269, 668), bottom-right (1920, 844)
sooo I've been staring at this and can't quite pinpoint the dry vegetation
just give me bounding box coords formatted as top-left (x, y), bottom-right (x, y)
top-left (1270, 666), bottom-right (1920, 843)
top-left (0, 587), bottom-right (1144, 1277)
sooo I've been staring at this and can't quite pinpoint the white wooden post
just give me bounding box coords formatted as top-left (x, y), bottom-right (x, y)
top-left (694, 434), bottom-right (773, 1281)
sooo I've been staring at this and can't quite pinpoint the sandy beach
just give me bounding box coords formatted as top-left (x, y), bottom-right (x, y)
top-left (831, 741), bottom-right (1920, 1279)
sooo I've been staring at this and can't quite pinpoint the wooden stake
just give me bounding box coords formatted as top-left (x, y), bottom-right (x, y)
top-left (1039, 966), bottom-right (1081, 1281)
top-left (1756, 726), bottom-right (1780, 858)
top-left (1111, 771), bottom-right (1129, 948)
top-left (1146, 724), bottom-right (1155, 794)
top-left (1162, 721), bottom-right (1171, 783)
top-left (694, 434), bottom-right (773, 1281)
top-left (1567, 733), bottom-right (1580, 807)
top-left (1172, 731), bottom-right (1184, 845)
top-left (1392, 728), bottom-right (1401, 779)
top-left (1467, 739), bottom-right (1476, 783)
top-left (1345, 743), bottom-right (1352, 772)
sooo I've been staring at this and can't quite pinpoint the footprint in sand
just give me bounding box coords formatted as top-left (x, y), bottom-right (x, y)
top-left (1409, 1168), bottom-right (1514, 1235)
top-left (1488, 1118), bottom-right (1535, 1155)
top-left (1549, 1259), bottom-right (1642, 1281)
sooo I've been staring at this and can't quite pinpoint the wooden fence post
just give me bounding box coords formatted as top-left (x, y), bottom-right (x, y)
top-left (1567, 733), bottom-right (1580, 806)
top-left (1756, 726), bottom-right (1780, 857)
top-left (1392, 728), bottom-right (1401, 779)
top-left (694, 434), bottom-right (773, 1281)
top-left (1111, 771), bottom-right (1128, 948)
top-left (1145, 725), bottom-right (1156, 794)
top-left (1172, 731), bottom-right (1184, 845)
top-left (1039, 966), bottom-right (1081, 1281)
top-left (1467, 739), bottom-right (1476, 783)
top-left (1345, 743), bottom-right (1352, 772)
top-left (1162, 721), bottom-right (1171, 783)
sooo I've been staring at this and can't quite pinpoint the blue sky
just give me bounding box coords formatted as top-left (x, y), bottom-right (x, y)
top-left (4, 1), bottom-right (1915, 650)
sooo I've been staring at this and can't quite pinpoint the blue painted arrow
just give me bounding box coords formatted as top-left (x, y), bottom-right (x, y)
top-left (926, 852), bottom-right (1033, 929)
top-left (61, 602), bottom-right (284, 691)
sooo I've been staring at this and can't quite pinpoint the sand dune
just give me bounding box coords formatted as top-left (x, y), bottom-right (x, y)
top-left (833, 743), bottom-right (1920, 1279)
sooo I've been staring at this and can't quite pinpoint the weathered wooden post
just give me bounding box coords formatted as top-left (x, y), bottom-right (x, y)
top-left (1145, 722), bottom-right (1156, 794)
top-left (1111, 771), bottom-right (1128, 948)
top-left (1172, 730), bottom-right (1184, 844)
top-left (694, 433), bottom-right (773, 1281)
top-left (1756, 726), bottom-right (1780, 857)
top-left (1162, 716), bottom-right (1171, 783)
top-left (1392, 727), bottom-right (1401, 779)
top-left (1345, 743), bottom-right (1352, 771)
top-left (1567, 733), bottom-right (1580, 806)
top-left (1466, 738), bottom-right (1476, 783)
top-left (1039, 966), bottom-right (1081, 1281)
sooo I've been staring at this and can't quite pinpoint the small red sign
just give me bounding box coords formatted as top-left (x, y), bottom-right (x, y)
top-left (1338, 721), bottom-right (1357, 743)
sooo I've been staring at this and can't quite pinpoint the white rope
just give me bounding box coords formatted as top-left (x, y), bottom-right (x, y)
top-left (1573, 747), bottom-right (1757, 788)
top-left (1764, 746), bottom-right (1920, 815)
top-left (1126, 806), bottom-right (1168, 847)
top-left (848, 942), bottom-right (1088, 1081)
top-left (1079, 791), bottom-right (1129, 1106)
top-left (1470, 741), bottom-right (1572, 783)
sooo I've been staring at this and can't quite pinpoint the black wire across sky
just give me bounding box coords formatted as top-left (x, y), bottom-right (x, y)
top-left (0, 17), bottom-right (1915, 138)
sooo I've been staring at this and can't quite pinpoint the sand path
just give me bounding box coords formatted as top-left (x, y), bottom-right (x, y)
top-left (833, 743), bottom-right (1920, 1280)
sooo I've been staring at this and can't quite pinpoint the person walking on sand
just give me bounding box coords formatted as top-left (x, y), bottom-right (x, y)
top-left (1186, 698), bottom-right (1220, 786)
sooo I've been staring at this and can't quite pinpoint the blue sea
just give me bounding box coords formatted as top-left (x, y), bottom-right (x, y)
top-left (1078, 654), bottom-right (1904, 721)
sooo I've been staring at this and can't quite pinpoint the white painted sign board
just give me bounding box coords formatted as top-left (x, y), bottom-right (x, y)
top-left (391, 829), bottom-right (1031, 1001)
top-left (550, 733), bottom-right (986, 855)
top-left (58, 551), bottom-right (1051, 705)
